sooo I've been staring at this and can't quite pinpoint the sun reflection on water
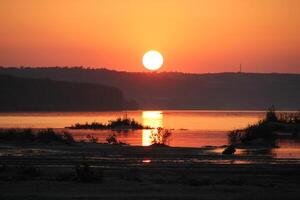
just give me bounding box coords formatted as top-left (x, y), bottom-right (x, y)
top-left (142, 159), bottom-right (151, 163)
top-left (142, 111), bottom-right (163, 146)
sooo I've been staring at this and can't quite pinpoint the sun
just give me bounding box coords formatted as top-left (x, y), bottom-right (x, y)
top-left (142, 50), bottom-right (164, 71)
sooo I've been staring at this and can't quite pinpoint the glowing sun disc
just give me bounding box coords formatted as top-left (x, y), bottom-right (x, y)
top-left (142, 50), bottom-right (163, 71)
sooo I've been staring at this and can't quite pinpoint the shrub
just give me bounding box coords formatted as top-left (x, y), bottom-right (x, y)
top-left (105, 134), bottom-right (127, 145)
top-left (36, 128), bottom-right (64, 143)
top-left (86, 134), bottom-right (99, 143)
top-left (0, 128), bottom-right (75, 144)
top-left (62, 132), bottom-right (75, 144)
top-left (66, 116), bottom-right (149, 130)
top-left (265, 106), bottom-right (278, 123)
top-left (106, 134), bottom-right (118, 144)
top-left (222, 145), bottom-right (236, 155)
top-left (68, 122), bottom-right (106, 130)
top-left (0, 129), bottom-right (35, 142)
top-left (228, 120), bottom-right (276, 145)
top-left (149, 128), bottom-right (172, 147)
top-left (227, 107), bottom-right (294, 145)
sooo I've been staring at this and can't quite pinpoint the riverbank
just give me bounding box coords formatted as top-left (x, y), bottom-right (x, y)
top-left (1, 142), bottom-right (300, 199)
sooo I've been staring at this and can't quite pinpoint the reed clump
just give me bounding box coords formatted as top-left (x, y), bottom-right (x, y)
top-left (149, 128), bottom-right (172, 147)
top-left (66, 116), bottom-right (150, 130)
top-left (0, 128), bottom-right (75, 144)
top-left (228, 107), bottom-right (300, 146)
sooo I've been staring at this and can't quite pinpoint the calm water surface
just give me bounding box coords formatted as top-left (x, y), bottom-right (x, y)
top-left (0, 110), bottom-right (264, 130)
top-left (0, 110), bottom-right (299, 158)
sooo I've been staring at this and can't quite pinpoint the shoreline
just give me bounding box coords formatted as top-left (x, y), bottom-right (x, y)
top-left (1, 142), bottom-right (300, 199)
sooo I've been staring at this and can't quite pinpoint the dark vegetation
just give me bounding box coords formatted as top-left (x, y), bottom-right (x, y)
top-left (66, 116), bottom-right (148, 130)
top-left (0, 128), bottom-right (75, 144)
top-left (0, 74), bottom-right (138, 111)
top-left (0, 129), bottom-right (300, 199)
top-left (85, 134), bottom-right (99, 143)
top-left (228, 107), bottom-right (300, 146)
top-left (105, 134), bottom-right (128, 145)
top-left (1, 67), bottom-right (300, 110)
top-left (2, 146), bottom-right (300, 200)
top-left (0, 162), bottom-right (103, 183)
top-left (0, 128), bottom-right (130, 145)
top-left (222, 145), bottom-right (236, 155)
top-left (77, 127), bottom-right (171, 146)
top-left (149, 128), bottom-right (172, 147)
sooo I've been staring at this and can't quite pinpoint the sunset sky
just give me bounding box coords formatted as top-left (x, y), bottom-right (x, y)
top-left (0, 0), bottom-right (299, 73)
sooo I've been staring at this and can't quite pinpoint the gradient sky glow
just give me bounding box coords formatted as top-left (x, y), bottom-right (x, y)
top-left (0, 0), bottom-right (299, 73)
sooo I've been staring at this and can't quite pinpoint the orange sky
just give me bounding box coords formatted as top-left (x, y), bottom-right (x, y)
top-left (0, 0), bottom-right (299, 73)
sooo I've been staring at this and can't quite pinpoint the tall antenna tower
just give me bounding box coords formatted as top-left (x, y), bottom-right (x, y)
top-left (239, 64), bottom-right (242, 73)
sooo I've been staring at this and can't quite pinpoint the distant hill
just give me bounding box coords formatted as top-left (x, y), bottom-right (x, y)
top-left (0, 74), bottom-right (138, 111)
top-left (1, 67), bottom-right (300, 110)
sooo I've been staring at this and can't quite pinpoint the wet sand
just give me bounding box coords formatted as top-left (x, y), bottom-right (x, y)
top-left (1, 143), bottom-right (300, 199)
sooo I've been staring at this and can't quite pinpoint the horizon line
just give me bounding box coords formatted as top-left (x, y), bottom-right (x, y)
top-left (0, 65), bottom-right (300, 75)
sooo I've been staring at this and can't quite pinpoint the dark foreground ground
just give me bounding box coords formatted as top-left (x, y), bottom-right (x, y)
top-left (1, 143), bottom-right (300, 200)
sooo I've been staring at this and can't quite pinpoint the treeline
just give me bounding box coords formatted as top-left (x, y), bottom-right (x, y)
top-left (0, 75), bottom-right (138, 111)
top-left (1, 67), bottom-right (300, 110)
